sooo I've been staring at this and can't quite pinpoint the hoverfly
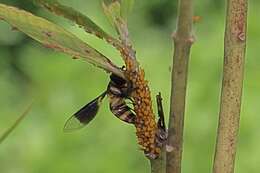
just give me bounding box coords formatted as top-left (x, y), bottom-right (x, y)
top-left (63, 73), bottom-right (135, 132)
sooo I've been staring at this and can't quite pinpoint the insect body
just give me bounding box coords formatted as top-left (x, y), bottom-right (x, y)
top-left (107, 74), bottom-right (135, 124)
top-left (63, 74), bottom-right (135, 132)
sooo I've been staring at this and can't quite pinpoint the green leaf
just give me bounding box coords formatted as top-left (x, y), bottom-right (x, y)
top-left (0, 103), bottom-right (33, 144)
top-left (34, 0), bottom-right (122, 49)
top-left (102, 1), bottom-right (131, 46)
top-left (121, 0), bottom-right (135, 20)
top-left (103, 0), bottom-right (134, 21)
top-left (102, 1), bottom-right (121, 34)
top-left (0, 3), bottom-right (124, 78)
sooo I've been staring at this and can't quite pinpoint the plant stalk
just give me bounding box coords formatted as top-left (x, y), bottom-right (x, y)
top-left (0, 103), bottom-right (33, 144)
top-left (150, 148), bottom-right (166, 173)
top-left (212, 0), bottom-right (248, 173)
top-left (166, 0), bottom-right (193, 173)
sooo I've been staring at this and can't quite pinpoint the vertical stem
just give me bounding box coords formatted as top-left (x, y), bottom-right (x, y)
top-left (150, 149), bottom-right (166, 173)
top-left (166, 0), bottom-right (193, 173)
top-left (213, 0), bottom-right (248, 173)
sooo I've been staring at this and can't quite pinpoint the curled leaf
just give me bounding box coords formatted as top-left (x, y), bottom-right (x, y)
top-left (102, 1), bottom-right (131, 46)
top-left (102, 1), bottom-right (121, 34)
top-left (103, 0), bottom-right (134, 22)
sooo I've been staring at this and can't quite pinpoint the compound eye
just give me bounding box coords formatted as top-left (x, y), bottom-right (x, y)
top-left (110, 74), bottom-right (126, 86)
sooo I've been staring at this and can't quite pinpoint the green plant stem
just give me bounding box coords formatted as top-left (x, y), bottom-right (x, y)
top-left (0, 103), bottom-right (33, 144)
top-left (166, 0), bottom-right (193, 173)
top-left (212, 0), bottom-right (248, 173)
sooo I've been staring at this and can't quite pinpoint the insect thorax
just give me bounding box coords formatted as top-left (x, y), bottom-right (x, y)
top-left (108, 74), bottom-right (131, 97)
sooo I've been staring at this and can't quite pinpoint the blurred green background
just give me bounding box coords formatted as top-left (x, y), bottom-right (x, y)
top-left (0, 0), bottom-right (259, 173)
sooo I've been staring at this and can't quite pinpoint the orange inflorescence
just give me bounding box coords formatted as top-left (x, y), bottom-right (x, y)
top-left (124, 58), bottom-right (160, 158)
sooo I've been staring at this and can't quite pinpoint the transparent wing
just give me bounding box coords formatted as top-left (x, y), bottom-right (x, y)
top-left (63, 92), bottom-right (106, 132)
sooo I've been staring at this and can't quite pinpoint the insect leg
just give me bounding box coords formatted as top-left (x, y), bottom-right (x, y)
top-left (155, 92), bottom-right (167, 147)
top-left (156, 92), bottom-right (166, 130)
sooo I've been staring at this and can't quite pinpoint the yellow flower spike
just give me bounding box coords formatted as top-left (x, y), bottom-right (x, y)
top-left (124, 59), bottom-right (159, 159)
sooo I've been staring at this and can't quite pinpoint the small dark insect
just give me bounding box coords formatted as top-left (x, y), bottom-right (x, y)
top-left (63, 73), bottom-right (135, 132)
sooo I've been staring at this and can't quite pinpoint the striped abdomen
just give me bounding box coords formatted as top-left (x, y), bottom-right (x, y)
top-left (107, 94), bottom-right (135, 124)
